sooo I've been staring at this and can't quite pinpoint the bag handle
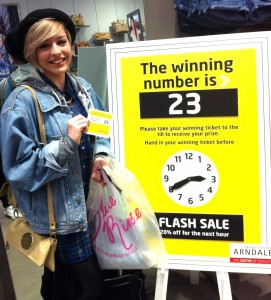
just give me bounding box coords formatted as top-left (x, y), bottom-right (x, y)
top-left (21, 85), bottom-right (56, 233)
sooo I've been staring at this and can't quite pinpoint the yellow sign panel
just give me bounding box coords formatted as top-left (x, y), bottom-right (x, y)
top-left (120, 48), bottom-right (259, 258)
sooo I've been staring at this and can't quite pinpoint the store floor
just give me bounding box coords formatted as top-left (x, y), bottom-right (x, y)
top-left (1, 208), bottom-right (271, 300)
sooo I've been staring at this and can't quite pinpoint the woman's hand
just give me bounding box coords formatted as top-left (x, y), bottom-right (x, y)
top-left (91, 156), bottom-right (110, 186)
top-left (67, 114), bottom-right (89, 144)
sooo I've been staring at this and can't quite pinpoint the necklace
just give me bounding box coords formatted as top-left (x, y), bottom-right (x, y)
top-left (64, 90), bottom-right (72, 104)
top-left (65, 97), bottom-right (72, 104)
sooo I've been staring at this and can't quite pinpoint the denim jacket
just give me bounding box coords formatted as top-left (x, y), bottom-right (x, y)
top-left (0, 69), bottom-right (111, 235)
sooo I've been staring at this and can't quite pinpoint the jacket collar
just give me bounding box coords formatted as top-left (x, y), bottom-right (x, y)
top-left (21, 69), bottom-right (88, 112)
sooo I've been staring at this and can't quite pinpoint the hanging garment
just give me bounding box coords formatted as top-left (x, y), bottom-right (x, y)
top-left (0, 34), bottom-right (11, 80)
top-left (174, 0), bottom-right (271, 35)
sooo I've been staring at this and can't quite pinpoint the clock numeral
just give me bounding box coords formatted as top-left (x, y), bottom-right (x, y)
top-left (166, 164), bottom-right (175, 171)
top-left (207, 187), bottom-right (213, 193)
top-left (175, 155), bottom-right (181, 162)
top-left (178, 194), bottom-right (182, 200)
top-left (199, 194), bottom-right (204, 201)
top-left (211, 176), bottom-right (216, 183)
top-left (198, 155), bottom-right (202, 163)
top-left (164, 175), bottom-right (169, 182)
top-left (188, 198), bottom-right (193, 205)
top-left (169, 186), bottom-right (173, 193)
top-left (185, 152), bottom-right (193, 160)
top-left (207, 164), bottom-right (212, 171)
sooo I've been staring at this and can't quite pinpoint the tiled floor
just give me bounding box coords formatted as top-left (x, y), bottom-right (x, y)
top-left (1, 206), bottom-right (271, 300)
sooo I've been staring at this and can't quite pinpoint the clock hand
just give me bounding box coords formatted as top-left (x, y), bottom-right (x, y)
top-left (171, 177), bottom-right (190, 190)
top-left (171, 175), bottom-right (206, 191)
top-left (188, 176), bottom-right (206, 182)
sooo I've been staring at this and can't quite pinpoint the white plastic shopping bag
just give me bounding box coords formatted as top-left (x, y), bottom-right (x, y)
top-left (87, 157), bottom-right (166, 269)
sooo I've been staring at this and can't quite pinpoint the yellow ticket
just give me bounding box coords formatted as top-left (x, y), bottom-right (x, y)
top-left (87, 109), bottom-right (113, 137)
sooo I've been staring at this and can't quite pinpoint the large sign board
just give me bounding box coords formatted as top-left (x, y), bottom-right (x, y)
top-left (106, 32), bottom-right (271, 273)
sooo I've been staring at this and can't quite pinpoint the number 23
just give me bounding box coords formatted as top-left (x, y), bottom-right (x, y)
top-left (169, 92), bottom-right (201, 115)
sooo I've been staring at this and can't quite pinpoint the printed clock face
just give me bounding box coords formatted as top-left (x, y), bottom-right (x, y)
top-left (161, 150), bottom-right (219, 207)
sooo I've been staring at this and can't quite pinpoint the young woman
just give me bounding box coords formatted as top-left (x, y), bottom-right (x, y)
top-left (0, 9), bottom-right (112, 300)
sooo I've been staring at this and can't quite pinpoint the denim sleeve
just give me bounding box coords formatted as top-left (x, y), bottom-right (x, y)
top-left (0, 91), bottom-right (73, 192)
top-left (57, 135), bottom-right (79, 167)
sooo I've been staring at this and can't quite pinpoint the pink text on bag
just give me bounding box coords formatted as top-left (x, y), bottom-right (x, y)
top-left (92, 196), bottom-right (142, 250)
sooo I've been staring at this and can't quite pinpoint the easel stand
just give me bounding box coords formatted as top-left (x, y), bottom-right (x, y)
top-left (216, 271), bottom-right (232, 300)
top-left (154, 268), bottom-right (169, 300)
top-left (154, 269), bottom-right (232, 300)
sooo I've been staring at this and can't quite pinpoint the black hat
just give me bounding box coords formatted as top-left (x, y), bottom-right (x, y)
top-left (4, 26), bottom-right (26, 62)
top-left (17, 8), bottom-right (76, 53)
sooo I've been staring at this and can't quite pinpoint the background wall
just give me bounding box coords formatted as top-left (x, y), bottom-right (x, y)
top-left (1, 0), bottom-right (182, 42)
top-left (144, 0), bottom-right (181, 40)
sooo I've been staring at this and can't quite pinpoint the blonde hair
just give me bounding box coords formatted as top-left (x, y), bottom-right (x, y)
top-left (24, 19), bottom-right (71, 68)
